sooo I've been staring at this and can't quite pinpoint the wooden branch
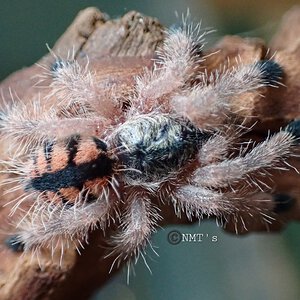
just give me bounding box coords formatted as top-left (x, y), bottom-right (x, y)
top-left (0, 6), bottom-right (300, 299)
top-left (0, 8), bottom-right (163, 300)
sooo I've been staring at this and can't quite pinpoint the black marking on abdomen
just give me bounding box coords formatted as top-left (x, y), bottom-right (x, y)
top-left (44, 140), bottom-right (54, 171)
top-left (32, 154), bottom-right (41, 177)
top-left (93, 137), bottom-right (108, 152)
top-left (66, 135), bottom-right (80, 164)
top-left (27, 154), bottom-right (113, 193)
top-left (81, 189), bottom-right (98, 203)
top-left (58, 191), bottom-right (75, 208)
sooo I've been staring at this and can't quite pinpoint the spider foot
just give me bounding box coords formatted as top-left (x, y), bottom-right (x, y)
top-left (5, 234), bottom-right (25, 252)
top-left (285, 119), bottom-right (300, 139)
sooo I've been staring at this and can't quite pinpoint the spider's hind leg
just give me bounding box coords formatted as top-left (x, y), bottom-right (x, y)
top-left (8, 192), bottom-right (114, 264)
top-left (131, 22), bottom-right (207, 114)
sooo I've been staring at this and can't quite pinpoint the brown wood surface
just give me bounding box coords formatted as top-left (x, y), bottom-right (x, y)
top-left (0, 6), bottom-right (300, 300)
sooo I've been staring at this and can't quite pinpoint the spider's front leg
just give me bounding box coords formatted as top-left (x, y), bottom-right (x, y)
top-left (173, 184), bottom-right (234, 220)
top-left (171, 175), bottom-right (281, 232)
top-left (171, 60), bottom-right (283, 129)
top-left (193, 121), bottom-right (300, 189)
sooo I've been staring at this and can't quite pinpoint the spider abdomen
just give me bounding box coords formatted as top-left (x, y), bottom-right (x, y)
top-left (26, 135), bottom-right (116, 205)
top-left (113, 115), bottom-right (210, 182)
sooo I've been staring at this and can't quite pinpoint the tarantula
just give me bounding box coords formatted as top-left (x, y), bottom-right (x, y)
top-left (1, 22), bottom-right (299, 269)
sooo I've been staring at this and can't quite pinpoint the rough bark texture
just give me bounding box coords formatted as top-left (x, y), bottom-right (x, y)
top-left (0, 6), bottom-right (300, 300)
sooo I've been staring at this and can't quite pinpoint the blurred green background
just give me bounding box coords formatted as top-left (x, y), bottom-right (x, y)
top-left (1, 1), bottom-right (300, 300)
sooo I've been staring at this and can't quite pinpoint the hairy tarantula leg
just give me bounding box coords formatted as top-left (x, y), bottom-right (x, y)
top-left (109, 195), bottom-right (161, 269)
top-left (174, 185), bottom-right (234, 219)
top-left (45, 58), bottom-right (121, 119)
top-left (171, 60), bottom-right (283, 128)
top-left (175, 186), bottom-right (278, 231)
top-left (131, 24), bottom-right (207, 114)
top-left (11, 194), bottom-right (114, 256)
top-left (198, 127), bottom-right (245, 165)
top-left (0, 99), bottom-right (109, 150)
top-left (193, 123), bottom-right (299, 189)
